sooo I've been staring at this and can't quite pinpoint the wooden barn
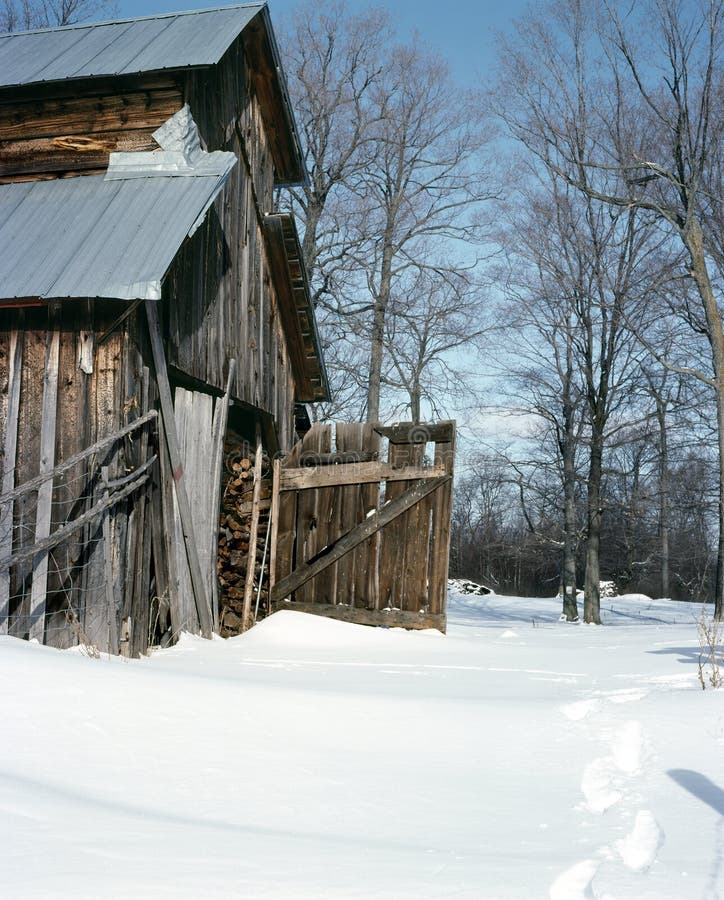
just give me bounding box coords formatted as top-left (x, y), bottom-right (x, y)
top-left (0, 4), bottom-right (329, 655)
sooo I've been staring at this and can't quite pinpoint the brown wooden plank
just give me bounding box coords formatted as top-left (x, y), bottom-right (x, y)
top-left (401, 442), bottom-right (429, 612)
top-left (295, 424), bottom-right (327, 606)
top-left (270, 601), bottom-right (445, 633)
top-left (0, 130), bottom-right (159, 177)
top-left (0, 326), bottom-right (22, 633)
top-left (241, 423), bottom-right (264, 630)
top-left (377, 441), bottom-right (409, 611)
top-left (271, 476), bottom-right (451, 604)
top-left (0, 89), bottom-right (183, 141)
top-left (359, 425), bottom-right (382, 610)
top-left (28, 317), bottom-right (60, 643)
top-left (311, 424), bottom-right (335, 605)
top-left (428, 423), bottom-right (456, 619)
top-left (279, 461), bottom-right (446, 491)
top-left (334, 423), bottom-right (361, 609)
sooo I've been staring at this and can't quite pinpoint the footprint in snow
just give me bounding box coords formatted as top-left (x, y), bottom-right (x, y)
top-left (560, 699), bottom-right (600, 721)
top-left (581, 757), bottom-right (623, 814)
top-left (615, 810), bottom-right (664, 872)
top-left (611, 720), bottom-right (644, 775)
top-left (549, 858), bottom-right (599, 900)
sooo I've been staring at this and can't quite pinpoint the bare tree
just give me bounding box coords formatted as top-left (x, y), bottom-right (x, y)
top-left (498, 0), bottom-right (724, 615)
top-left (355, 41), bottom-right (491, 422)
top-left (1, 0), bottom-right (115, 31)
top-left (382, 269), bottom-right (488, 423)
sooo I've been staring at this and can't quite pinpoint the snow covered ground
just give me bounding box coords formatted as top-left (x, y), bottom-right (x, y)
top-left (2, 588), bottom-right (723, 899)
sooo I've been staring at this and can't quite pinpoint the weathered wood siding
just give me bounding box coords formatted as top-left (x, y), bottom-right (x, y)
top-left (164, 41), bottom-right (297, 451)
top-left (0, 302), bottom-right (154, 651)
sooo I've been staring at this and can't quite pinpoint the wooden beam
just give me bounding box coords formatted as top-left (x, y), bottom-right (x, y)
top-left (271, 476), bottom-right (451, 604)
top-left (0, 130), bottom-right (159, 177)
top-left (373, 421), bottom-right (455, 444)
top-left (145, 299), bottom-right (212, 639)
top-left (29, 318), bottom-right (60, 642)
top-left (270, 601), bottom-right (445, 633)
top-left (268, 457), bottom-right (282, 595)
top-left (279, 462), bottom-right (446, 492)
top-left (241, 422), bottom-right (263, 631)
top-left (0, 326), bottom-right (22, 633)
top-left (209, 360), bottom-right (236, 631)
top-left (300, 450), bottom-right (378, 466)
top-left (0, 89), bottom-right (183, 141)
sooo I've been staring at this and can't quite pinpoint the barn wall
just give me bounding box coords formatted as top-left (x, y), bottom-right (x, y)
top-left (163, 41), bottom-right (297, 452)
top-left (0, 302), bottom-right (158, 653)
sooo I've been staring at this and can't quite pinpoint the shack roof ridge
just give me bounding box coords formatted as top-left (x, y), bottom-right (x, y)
top-left (0, 2), bottom-right (266, 40)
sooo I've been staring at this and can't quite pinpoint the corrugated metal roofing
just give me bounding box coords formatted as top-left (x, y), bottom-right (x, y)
top-left (0, 167), bottom-right (235, 301)
top-left (0, 3), bottom-right (265, 88)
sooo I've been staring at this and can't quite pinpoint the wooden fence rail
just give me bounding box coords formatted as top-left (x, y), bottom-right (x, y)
top-left (269, 420), bottom-right (455, 632)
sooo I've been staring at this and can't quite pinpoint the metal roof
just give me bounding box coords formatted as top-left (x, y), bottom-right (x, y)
top-left (0, 3), bottom-right (265, 88)
top-left (0, 167), bottom-right (235, 301)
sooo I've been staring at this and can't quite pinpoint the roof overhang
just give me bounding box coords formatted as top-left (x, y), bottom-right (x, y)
top-left (263, 213), bottom-right (329, 404)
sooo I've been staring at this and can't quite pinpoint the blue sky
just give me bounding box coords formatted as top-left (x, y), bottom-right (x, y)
top-left (117, 0), bottom-right (532, 82)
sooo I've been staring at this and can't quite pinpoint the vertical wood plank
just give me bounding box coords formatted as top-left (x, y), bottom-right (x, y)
top-left (428, 422), bottom-right (456, 620)
top-left (29, 314), bottom-right (60, 643)
top-left (359, 425), bottom-right (381, 610)
top-left (377, 440), bottom-right (408, 611)
top-left (209, 359), bottom-right (236, 631)
top-left (295, 424), bottom-right (325, 606)
top-left (146, 299), bottom-right (212, 638)
top-left (0, 327), bottom-right (22, 633)
top-left (241, 422), bottom-right (263, 630)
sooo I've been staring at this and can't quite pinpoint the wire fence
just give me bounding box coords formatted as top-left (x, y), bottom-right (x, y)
top-left (0, 412), bottom-right (159, 652)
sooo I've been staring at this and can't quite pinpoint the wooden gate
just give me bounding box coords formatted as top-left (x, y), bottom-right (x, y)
top-left (269, 421), bottom-right (455, 632)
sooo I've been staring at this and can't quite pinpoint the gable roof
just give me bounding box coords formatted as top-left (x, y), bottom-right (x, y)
top-left (0, 4), bottom-right (265, 88)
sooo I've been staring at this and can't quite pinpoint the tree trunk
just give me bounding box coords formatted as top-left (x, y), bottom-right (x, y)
top-left (656, 396), bottom-right (670, 599)
top-left (687, 217), bottom-right (724, 619)
top-left (366, 232), bottom-right (394, 423)
top-left (584, 436), bottom-right (603, 624)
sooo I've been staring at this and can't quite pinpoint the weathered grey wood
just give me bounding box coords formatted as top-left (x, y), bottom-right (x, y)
top-left (300, 450), bottom-right (378, 467)
top-left (428, 423), bottom-right (456, 619)
top-left (0, 410), bottom-right (158, 505)
top-left (270, 602), bottom-right (446, 633)
top-left (0, 327), bottom-right (22, 633)
top-left (209, 359), bottom-right (236, 631)
top-left (374, 422), bottom-right (455, 444)
top-left (279, 461), bottom-right (446, 492)
top-left (271, 476), bottom-right (451, 604)
top-left (130, 368), bottom-right (151, 657)
top-left (241, 422), bottom-right (263, 630)
top-left (269, 456), bottom-right (281, 594)
top-left (0, 471), bottom-right (150, 571)
top-left (101, 467), bottom-right (119, 655)
top-left (145, 299), bottom-right (212, 638)
top-left (29, 319), bottom-right (60, 643)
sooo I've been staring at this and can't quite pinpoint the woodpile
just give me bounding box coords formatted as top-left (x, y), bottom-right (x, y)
top-left (217, 445), bottom-right (272, 636)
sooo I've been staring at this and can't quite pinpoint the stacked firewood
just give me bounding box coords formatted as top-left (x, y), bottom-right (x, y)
top-left (217, 450), bottom-right (272, 636)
